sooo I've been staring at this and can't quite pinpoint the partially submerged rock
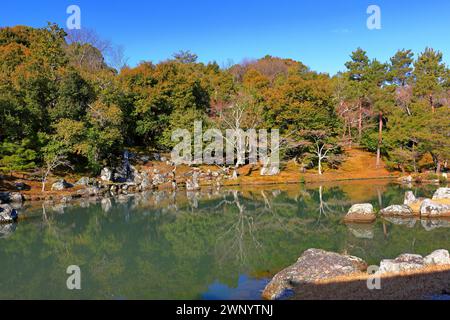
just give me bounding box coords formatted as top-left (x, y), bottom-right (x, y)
top-left (432, 188), bottom-right (450, 200)
top-left (420, 199), bottom-right (450, 218)
top-left (0, 204), bottom-right (19, 223)
top-left (344, 203), bottom-right (376, 223)
top-left (378, 250), bottom-right (450, 275)
top-left (378, 254), bottom-right (425, 274)
top-left (424, 250), bottom-right (450, 266)
top-left (380, 204), bottom-right (413, 217)
top-left (262, 249), bottom-right (367, 300)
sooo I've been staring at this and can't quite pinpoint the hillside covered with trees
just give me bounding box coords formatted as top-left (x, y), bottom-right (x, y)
top-left (0, 24), bottom-right (449, 177)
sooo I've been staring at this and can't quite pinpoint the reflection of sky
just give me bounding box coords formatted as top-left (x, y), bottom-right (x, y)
top-left (202, 275), bottom-right (269, 300)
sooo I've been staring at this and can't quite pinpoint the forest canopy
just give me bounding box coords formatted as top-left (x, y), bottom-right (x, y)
top-left (0, 24), bottom-right (449, 175)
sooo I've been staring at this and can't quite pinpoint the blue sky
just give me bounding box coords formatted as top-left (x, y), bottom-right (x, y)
top-left (1, 0), bottom-right (449, 75)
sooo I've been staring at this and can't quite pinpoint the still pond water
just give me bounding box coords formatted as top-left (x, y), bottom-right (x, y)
top-left (0, 181), bottom-right (449, 299)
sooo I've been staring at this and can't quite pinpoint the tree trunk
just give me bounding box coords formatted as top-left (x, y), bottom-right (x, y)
top-left (318, 157), bottom-right (323, 175)
top-left (358, 100), bottom-right (362, 141)
top-left (436, 161), bottom-right (441, 175)
top-left (376, 112), bottom-right (383, 167)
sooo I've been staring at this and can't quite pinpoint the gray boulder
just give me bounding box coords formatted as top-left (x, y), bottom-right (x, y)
top-left (75, 177), bottom-right (93, 186)
top-left (404, 191), bottom-right (420, 206)
top-left (380, 205), bottom-right (413, 217)
top-left (51, 180), bottom-right (73, 191)
top-left (0, 204), bottom-right (19, 223)
top-left (378, 254), bottom-right (424, 274)
top-left (344, 203), bottom-right (376, 223)
top-left (262, 249), bottom-right (367, 300)
top-left (424, 250), bottom-right (450, 266)
top-left (420, 199), bottom-right (450, 218)
top-left (432, 188), bottom-right (450, 200)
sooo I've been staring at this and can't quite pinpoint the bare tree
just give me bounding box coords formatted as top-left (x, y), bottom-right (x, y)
top-left (41, 154), bottom-right (73, 192)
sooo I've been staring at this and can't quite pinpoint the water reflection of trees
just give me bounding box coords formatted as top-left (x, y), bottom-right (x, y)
top-left (1, 184), bottom-right (449, 299)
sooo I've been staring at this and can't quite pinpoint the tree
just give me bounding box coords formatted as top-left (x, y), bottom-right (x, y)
top-left (413, 48), bottom-right (447, 113)
top-left (40, 141), bottom-right (73, 192)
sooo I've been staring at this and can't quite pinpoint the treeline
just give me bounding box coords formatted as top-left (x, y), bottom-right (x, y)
top-left (0, 24), bottom-right (449, 175)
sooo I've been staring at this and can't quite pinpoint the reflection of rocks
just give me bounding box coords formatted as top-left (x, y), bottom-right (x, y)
top-left (344, 204), bottom-right (376, 223)
top-left (0, 223), bottom-right (17, 239)
top-left (101, 198), bottom-right (112, 212)
top-left (383, 217), bottom-right (417, 228)
top-left (421, 219), bottom-right (450, 231)
top-left (262, 249), bottom-right (367, 300)
top-left (380, 205), bottom-right (413, 217)
top-left (347, 223), bottom-right (374, 239)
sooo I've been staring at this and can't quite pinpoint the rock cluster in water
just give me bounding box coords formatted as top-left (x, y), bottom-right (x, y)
top-left (262, 248), bottom-right (450, 300)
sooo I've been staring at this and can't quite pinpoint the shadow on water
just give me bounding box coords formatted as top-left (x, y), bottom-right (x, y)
top-left (0, 181), bottom-right (448, 299)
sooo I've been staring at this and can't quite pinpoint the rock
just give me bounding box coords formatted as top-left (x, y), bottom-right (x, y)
top-left (378, 254), bottom-right (424, 274)
top-left (380, 205), bottom-right (413, 217)
top-left (9, 192), bottom-right (24, 203)
top-left (0, 204), bottom-right (18, 223)
top-left (15, 182), bottom-right (30, 191)
top-left (404, 191), bottom-right (418, 205)
top-left (51, 180), bottom-right (73, 191)
top-left (399, 175), bottom-right (413, 184)
top-left (0, 223), bottom-right (17, 239)
top-left (424, 250), bottom-right (450, 266)
top-left (0, 192), bottom-right (10, 203)
top-left (262, 249), bottom-right (367, 300)
top-left (140, 172), bottom-right (151, 190)
top-left (432, 188), bottom-right (450, 200)
top-left (100, 167), bottom-right (113, 182)
top-left (77, 187), bottom-right (101, 197)
top-left (152, 173), bottom-right (165, 186)
top-left (75, 177), bottom-right (92, 186)
top-left (60, 196), bottom-right (73, 203)
top-left (344, 203), bottom-right (376, 223)
top-left (420, 199), bottom-right (450, 218)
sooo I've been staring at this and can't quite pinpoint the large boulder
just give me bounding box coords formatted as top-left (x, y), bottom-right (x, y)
top-left (432, 188), bottom-right (450, 200)
top-left (0, 204), bottom-right (19, 223)
top-left (378, 254), bottom-right (424, 274)
top-left (262, 249), bottom-right (367, 300)
top-left (344, 203), bottom-right (376, 223)
top-left (380, 205), bottom-right (413, 217)
top-left (51, 179), bottom-right (73, 191)
top-left (420, 199), bottom-right (450, 218)
top-left (424, 250), bottom-right (450, 266)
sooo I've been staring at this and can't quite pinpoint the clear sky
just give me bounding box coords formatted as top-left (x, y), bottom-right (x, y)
top-left (1, 0), bottom-right (449, 75)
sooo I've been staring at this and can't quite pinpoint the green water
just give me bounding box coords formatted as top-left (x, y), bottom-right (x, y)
top-left (0, 181), bottom-right (448, 300)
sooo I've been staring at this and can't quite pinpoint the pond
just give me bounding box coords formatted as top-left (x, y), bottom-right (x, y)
top-left (0, 180), bottom-right (449, 299)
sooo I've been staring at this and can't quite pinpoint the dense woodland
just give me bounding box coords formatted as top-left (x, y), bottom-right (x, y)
top-left (0, 24), bottom-right (449, 176)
